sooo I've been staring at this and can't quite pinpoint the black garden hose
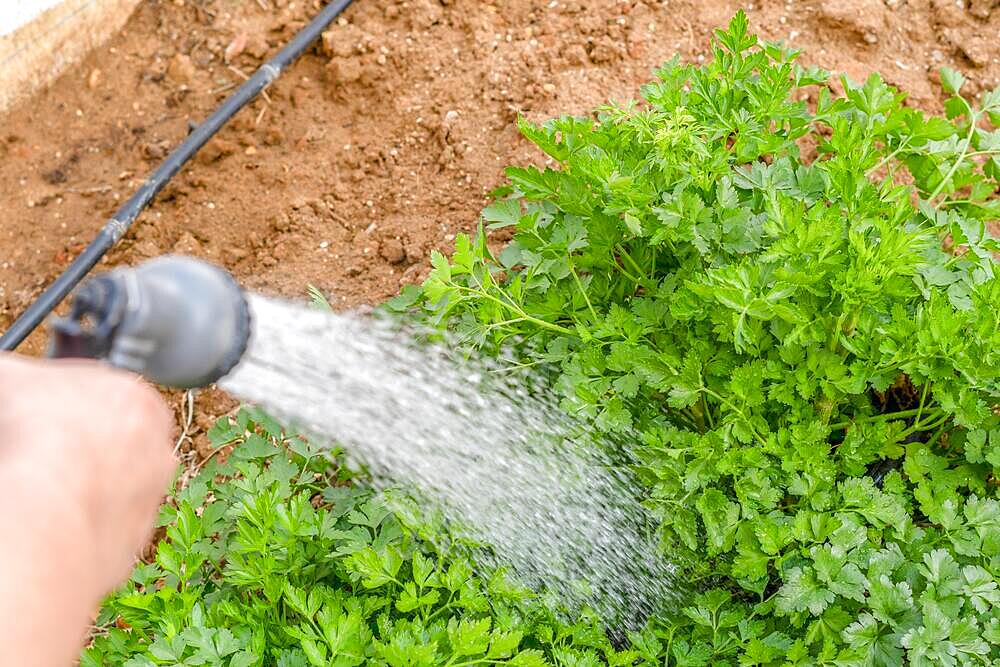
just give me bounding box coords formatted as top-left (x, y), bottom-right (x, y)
top-left (0, 0), bottom-right (355, 351)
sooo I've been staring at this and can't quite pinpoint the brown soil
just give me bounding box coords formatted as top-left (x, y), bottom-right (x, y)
top-left (1, 0), bottom-right (998, 443)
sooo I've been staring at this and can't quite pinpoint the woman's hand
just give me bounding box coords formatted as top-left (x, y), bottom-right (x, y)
top-left (0, 353), bottom-right (175, 666)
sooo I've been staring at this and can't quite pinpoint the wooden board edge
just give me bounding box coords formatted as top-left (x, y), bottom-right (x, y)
top-left (0, 0), bottom-right (142, 113)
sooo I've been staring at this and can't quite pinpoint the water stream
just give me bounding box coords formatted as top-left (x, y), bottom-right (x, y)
top-left (220, 293), bottom-right (684, 626)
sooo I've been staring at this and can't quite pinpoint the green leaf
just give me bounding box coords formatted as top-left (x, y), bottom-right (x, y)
top-left (510, 649), bottom-right (549, 667)
top-left (961, 565), bottom-right (1000, 613)
top-left (842, 613), bottom-right (903, 666)
top-left (448, 617), bottom-right (491, 657)
top-left (696, 489), bottom-right (740, 555)
top-left (939, 67), bottom-right (966, 95)
top-left (776, 566), bottom-right (835, 616)
top-left (483, 199), bottom-right (523, 229)
top-left (301, 638), bottom-right (327, 667)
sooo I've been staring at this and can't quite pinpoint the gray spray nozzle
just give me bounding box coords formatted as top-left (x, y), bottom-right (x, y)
top-left (49, 255), bottom-right (251, 389)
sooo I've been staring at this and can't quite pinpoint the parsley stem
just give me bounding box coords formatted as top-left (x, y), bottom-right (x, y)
top-left (928, 104), bottom-right (977, 201)
top-left (489, 358), bottom-right (546, 373)
top-left (940, 198), bottom-right (988, 208)
top-left (615, 244), bottom-right (651, 284)
top-left (701, 394), bottom-right (715, 430)
top-left (914, 382), bottom-right (931, 424)
top-left (610, 255), bottom-right (644, 287)
top-left (829, 407), bottom-right (945, 431)
top-left (901, 412), bottom-right (951, 439)
top-left (867, 136), bottom-right (912, 177)
top-left (701, 386), bottom-right (766, 445)
top-left (569, 264), bottom-right (599, 322)
top-left (484, 317), bottom-right (528, 330)
top-left (451, 284), bottom-right (575, 336)
top-left (925, 421), bottom-right (950, 448)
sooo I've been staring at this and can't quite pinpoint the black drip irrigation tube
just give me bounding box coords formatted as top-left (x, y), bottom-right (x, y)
top-left (0, 0), bottom-right (356, 352)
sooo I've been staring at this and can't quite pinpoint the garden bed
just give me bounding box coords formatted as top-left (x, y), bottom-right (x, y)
top-left (3, 1), bottom-right (999, 665)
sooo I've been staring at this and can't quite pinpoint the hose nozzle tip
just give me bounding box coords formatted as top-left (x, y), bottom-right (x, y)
top-left (50, 255), bottom-right (251, 389)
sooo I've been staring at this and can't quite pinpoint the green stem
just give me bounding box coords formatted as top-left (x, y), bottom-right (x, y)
top-left (424, 593), bottom-right (457, 624)
top-left (451, 284), bottom-right (574, 336)
top-left (829, 407), bottom-right (944, 431)
top-left (610, 255), bottom-right (644, 287)
top-left (485, 317), bottom-right (527, 329)
top-left (940, 199), bottom-right (986, 208)
top-left (615, 244), bottom-right (651, 284)
top-left (901, 413), bottom-right (951, 439)
top-left (690, 400), bottom-right (707, 433)
top-left (702, 394), bottom-right (715, 430)
top-left (925, 422), bottom-right (950, 449)
top-left (489, 358), bottom-right (547, 374)
top-left (928, 105), bottom-right (977, 201)
top-left (867, 136), bottom-right (912, 177)
top-left (569, 264), bottom-right (599, 322)
top-left (914, 382), bottom-right (931, 424)
top-left (670, 409), bottom-right (700, 431)
top-left (701, 387), bottom-right (766, 445)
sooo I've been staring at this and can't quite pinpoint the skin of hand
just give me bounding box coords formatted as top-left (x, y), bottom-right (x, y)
top-left (0, 353), bottom-right (175, 667)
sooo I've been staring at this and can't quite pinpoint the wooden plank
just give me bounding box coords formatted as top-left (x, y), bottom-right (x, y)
top-left (0, 0), bottom-right (141, 113)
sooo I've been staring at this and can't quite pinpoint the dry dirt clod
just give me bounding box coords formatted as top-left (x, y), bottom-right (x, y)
top-left (173, 231), bottom-right (203, 254)
top-left (930, 0), bottom-right (967, 27)
top-left (968, 0), bottom-right (994, 18)
top-left (399, 262), bottom-right (427, 286)
top-left (379, 238), bottom-right (407, 264)
top-left (245, 34), bottom-right (270, 59)
top-left (951, 33), bottom-right (991, 68)
top-left (262, 127), bottom-right (286, 146)
top-left (818, 0), bottom-right (887, 42)
top-left (224, 247), bottom-right (249, 263)
top-left (166, 53), bottom-right (197, 85)
top-left (326, 57), bottom-right (363, 84)
top-left (143, 140), bottom-right (171, 160)
top-left (321, 24), bottom-right (364, 58)
top-left (195, 138), bottom-right (237, 165)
